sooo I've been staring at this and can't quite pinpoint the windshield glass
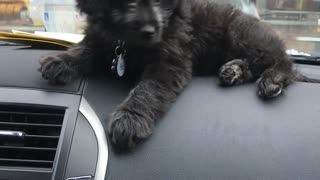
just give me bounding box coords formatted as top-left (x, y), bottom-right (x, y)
top-left (0, 0), bottom-right (319, 53)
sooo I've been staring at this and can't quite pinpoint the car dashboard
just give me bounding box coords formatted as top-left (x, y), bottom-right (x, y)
top-left (1, 46), bottom-right (320, 180)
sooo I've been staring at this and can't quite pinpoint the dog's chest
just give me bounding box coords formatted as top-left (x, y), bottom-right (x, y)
top-left (122, 49), bottom-right (155, 74)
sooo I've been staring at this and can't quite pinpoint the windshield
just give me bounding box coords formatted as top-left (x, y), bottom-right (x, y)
top-left (0, 0), bottom-right (319, 53)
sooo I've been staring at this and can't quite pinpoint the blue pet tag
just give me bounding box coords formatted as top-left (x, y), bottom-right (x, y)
top-left (111, 54), bottom-right (126, 77)
top-left (111, 41), bottom-right (126, 77)
top-left (116, 54), bottom-right (125, 77)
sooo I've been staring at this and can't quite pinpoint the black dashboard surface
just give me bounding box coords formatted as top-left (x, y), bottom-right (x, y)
top-left (0, 46), bottom-right (82, 93)
top-left (83, 65), bottom-right (320, 180)
top-left (2, 46), bottom-right (320, 180)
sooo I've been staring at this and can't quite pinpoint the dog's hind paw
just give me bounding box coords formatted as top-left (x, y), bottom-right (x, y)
top-left (39, 55), bottom-right (77, 85)
top-left (218, 59), bottom-right (251, 86)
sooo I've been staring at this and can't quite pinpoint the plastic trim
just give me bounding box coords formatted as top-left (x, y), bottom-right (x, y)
top-left (79, 98), bottom-right (108, 180)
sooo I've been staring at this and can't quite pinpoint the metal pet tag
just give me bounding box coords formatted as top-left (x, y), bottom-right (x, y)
top-left (111, 40), bottom-right (126, 77)
top-left (116, 54), bottom-right (125, 77)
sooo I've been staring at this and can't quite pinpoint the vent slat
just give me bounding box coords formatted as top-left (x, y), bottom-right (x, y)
top-left (0, 123), bottom-right (61, 136)
top-left (0, 148), bottom-right (56, 160)
top-left (0, 122), bottom-right (62, 127)
top-left (0, 136), bottom-right (59, 148)
top-left (0, 158), bottom-right (54, 163)
top-left (0, 104), bottom-right (64, 169)
top-left (0, 146), bottom-right (56, 151)
top-left (0, 110), bottom-right (63, 125)
top-left (0, 110), bottom-right (63, 117)
top-left (0, 158), bottom-right (53, 164)
top-left (0, 159), bottom-right (53, 168)
top-left (25, 135), bottom-right (60, 139)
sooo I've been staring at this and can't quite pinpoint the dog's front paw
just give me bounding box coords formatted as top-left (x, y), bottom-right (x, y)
top-left (39, 55), bottom-right (77, 85)
top-left (108, 108), bottom-right (154, 148)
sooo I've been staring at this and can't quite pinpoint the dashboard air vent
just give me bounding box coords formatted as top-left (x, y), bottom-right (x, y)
top-left (0, 104), bottom-right (65, 169)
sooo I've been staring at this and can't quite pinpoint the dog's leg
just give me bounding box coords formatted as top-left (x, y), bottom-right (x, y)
top-left (224, 11), bottom-right (294, 98)
top-left (39, 40), bottom-right (93, 84)
top-left (108, 60), bottom-right (192, 148)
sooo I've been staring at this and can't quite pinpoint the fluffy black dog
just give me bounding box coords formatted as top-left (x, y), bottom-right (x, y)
top-left (39, 0), bottom-right (311, 148)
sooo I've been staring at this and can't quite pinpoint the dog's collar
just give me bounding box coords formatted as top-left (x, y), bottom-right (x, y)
top-left (111, 40), bottom-right (126, 77)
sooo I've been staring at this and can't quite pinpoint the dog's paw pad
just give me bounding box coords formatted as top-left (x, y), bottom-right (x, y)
top-left (219, 63), bottom-right (243, 86)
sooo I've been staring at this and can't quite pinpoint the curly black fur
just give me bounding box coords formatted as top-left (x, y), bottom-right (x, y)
top-left (39, 0), bottom-right (302, 148)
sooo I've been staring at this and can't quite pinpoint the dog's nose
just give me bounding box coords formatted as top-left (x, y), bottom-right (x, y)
top-left (140, 25), bottom-right (155, 38)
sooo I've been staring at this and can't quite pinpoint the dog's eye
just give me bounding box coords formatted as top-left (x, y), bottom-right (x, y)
top-left (128, 2), bottom-right (137, 8)
top-left (153, 0), bottom-right (161, 5)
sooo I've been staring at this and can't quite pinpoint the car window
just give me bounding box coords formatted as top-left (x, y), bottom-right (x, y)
top-left (0, 0), bottom-right (319, 53)
top-left (0, 0), bottom-right (85, 33)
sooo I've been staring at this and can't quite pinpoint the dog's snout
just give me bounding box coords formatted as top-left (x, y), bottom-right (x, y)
top-left (140, 25), bottom-right (156, 38)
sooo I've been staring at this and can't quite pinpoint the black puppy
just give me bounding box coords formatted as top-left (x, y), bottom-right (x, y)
top-left (39, 0), bottom-right (312, 148)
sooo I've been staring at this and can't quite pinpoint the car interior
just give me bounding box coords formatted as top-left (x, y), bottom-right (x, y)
top-left (1, 0), bottom-right (320, 180)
